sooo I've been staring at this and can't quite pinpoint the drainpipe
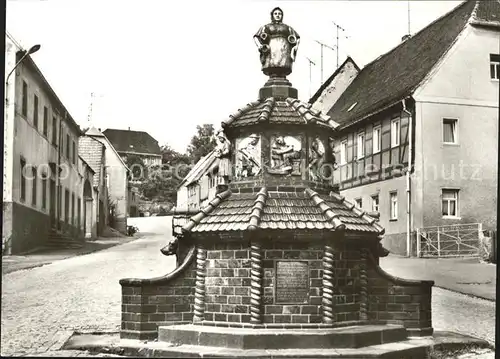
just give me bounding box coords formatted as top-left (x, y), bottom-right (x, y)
top-left (402, 98), bottom-right (412, 257)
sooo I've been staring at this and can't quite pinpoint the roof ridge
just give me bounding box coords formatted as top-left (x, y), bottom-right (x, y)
top-left (258, 98), bottom-right (275, 122)
top-left (248, 187), bottom-right (268, 230)
top-left (360, 0), bottom-right (472, 72)
top-left (304, 188), bottom-right (345, 231)
top-left (182, 189), bottom-right (232, 232)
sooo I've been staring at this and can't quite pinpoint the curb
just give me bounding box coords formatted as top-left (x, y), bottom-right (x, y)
top-left (433, 285), bottom-right (495, 303)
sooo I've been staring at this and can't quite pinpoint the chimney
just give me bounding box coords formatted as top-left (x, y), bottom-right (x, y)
top-left (98, 128), bottom-right (101, 132)
top-left (128, 127), bottom-right (131, 131)
top-left (401, 34), bottom-right (411, 42)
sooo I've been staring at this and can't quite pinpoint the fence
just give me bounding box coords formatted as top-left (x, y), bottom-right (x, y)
top-left (416, 223), bottom-right (482, 258)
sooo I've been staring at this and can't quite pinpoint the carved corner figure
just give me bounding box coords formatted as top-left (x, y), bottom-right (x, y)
top-left (254, 7), bottom-right (300, 77)
top-left (214, 129), bottom-right (232, 184)
top-left (308, 138), bottom-right (326, 181)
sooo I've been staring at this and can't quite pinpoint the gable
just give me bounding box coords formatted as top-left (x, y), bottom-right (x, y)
top-left (310, 57), bottom-right (360, 113)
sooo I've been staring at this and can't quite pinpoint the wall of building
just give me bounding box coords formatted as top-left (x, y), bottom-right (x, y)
top-left (340, 176), bottom-right (409, 255)
top-left (413, 25), bottom-right (499, 231)
top-left (7, 53), bottom-right (85, 253)
top-left (311, 59), bottom-right (359, 112)
top-left (90, 137), bottom-right (129, 234)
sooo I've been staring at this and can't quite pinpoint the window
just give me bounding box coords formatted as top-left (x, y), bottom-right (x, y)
top-left (340, 140), bottom-right (348, 165)
top-left (20, 158), bottom-right (26, 201)
top-left (66, 134), bottom-right (70, 159)
top-left (33, 95), bottom-right (39, 129)
top-left (490, 54), bottom-right (500, 80)
top-left (373, 126), bottom-right (381, 154)
top-left (355, 198), bottom-right (362, 209)
top-left (43, 106), bottom-right (48, 136)
top-left (42, 177), bottom-right (47, 210)
top-left (31, 167), bottom-right (37, 206)
top-left (52, 117), bottom-right (58, 145)
top-left (357, 132), bottom-right (365, 159)
top-left (443, 118), bottom-right (457, 144)
top-left (371, 194), bottom-right (379, 213)
top-left (390, 192), bottom-right (398, 220)
top-left (442, 189), bottom-right (459, 217)
top-left (72, 141), bottom-right (76, 164)
top-left (22, 81), bottom-right (28, 116)
top-left (391, 118), bottom-right (400, 148)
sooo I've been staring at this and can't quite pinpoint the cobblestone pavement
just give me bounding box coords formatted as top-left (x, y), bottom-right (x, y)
top-left (1, 217), bottom-right (495, 357)
top-left (1, 217), bottom-right (176, 357)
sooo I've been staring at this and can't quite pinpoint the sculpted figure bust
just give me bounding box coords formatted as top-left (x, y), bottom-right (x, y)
top-left (254, 7), bottom-right (300, 77)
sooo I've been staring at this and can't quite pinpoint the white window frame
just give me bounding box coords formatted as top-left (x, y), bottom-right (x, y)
top-left (442, 118), bottom-right (458, 145)
top-left (442, 188), bottom-right (459, 218)
top-left (391, 118), bottom-right (400, 148)
top-left (372, 126), bottom-right (381, 154)
top-left (371, 194), bottom-right (379, 213)
top-left (340, 140), bottom-right (347, 165)
top-left (389, 192), bottom-right (398, 220)
top-left (490, 54), bottom-right (500, 81)
top-left (357, 132), bottom-right (365, 159)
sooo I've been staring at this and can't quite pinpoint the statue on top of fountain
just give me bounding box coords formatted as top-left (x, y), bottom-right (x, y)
top-left (254, 7), bottom-right (300, 77)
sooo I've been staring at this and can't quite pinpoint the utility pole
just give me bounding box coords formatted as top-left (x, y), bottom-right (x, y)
top-left (332, 21), bottom-right (349, 69)
top-left (305, 56), bottom-right (316, 99)
top-left (314, 40), bottom-right (336, 85)
top-left (407, 0), bottom-right (411, 35)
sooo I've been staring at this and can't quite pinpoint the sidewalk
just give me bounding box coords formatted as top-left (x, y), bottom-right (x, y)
top-left (2, 235), bottom-right (140, 275)
top-left (380, 255), bottom-right (496, 301)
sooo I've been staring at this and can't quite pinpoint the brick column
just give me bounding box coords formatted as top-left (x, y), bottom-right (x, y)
top-left (322, 243), bottom-right (335, 324)
top-left (250, 241), bottom-right (263, 324)
top-left (193, 244), bottom-right (207, 322)
top-left (359, 247), bottom-right (368, 321)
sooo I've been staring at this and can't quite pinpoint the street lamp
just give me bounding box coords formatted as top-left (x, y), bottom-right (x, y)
top-left (6, 44), bottom-right (41, 84)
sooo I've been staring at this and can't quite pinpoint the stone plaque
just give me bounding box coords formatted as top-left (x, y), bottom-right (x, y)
top-left (275, 261), bottom-right (309, 304)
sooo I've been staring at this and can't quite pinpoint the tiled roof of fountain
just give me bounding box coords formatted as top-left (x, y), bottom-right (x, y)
top-left (182, 187), bottom-right (384, 235)
top-left (221, 97), bottom-right (340, 130)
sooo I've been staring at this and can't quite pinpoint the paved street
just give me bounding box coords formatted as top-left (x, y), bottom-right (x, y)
top-left (1, 217), bottom-right (176, 357)
top-left (1, 216), bottom-right (495, 357)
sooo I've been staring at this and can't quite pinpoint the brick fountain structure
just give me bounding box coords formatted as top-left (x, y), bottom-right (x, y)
top-left (108, 7), bottom-right (487, 359)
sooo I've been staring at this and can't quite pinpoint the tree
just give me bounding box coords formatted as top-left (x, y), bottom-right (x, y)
top-left (125, 154), bottom-right (147, 181)
top-left (186, 124), bottom-right (217, 164)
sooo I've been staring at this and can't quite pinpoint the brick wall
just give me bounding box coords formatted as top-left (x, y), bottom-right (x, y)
top-left (261, 241), bottom-right (323, 324)
top-left (204, 242), bottom-right (252, 323)
top-left (366, 253), bottom-right (433, 336)
top-left (120, 246), bottom-right (197, 340)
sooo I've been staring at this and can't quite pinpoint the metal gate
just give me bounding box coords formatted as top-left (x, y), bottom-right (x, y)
top-left (416, 223), bottom-right (482, 257)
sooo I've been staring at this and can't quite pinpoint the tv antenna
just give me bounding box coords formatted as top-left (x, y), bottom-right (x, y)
top-left (87, 92), bottom-right (95, 126)
top-left (305, 56), bottom-right (317, 99)
top-left (332, 21), bottom-right (349, 68)
top-left (314, 40), bottom-right (336, 85)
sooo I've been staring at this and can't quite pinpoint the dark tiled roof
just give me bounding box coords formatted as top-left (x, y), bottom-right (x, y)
top-left (102, 129), bottom-right (162, 155)
top-left (182, 187), bottom-right (384, 235)
top-left (308, 56), bottom-right (361, 105)
top-left (327, 0), bottom-right (478, 128)
top-left (221, 97), bottom-right (340, 130)
top-left (473, 0), bottom-right (500, 25)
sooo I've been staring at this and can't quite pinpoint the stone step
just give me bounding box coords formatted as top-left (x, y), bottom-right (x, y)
top-left (158, 324), bottom-right (408, 349)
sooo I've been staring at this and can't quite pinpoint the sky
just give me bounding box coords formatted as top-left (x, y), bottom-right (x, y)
top-left (6, 0), bottom-right (463, 153)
